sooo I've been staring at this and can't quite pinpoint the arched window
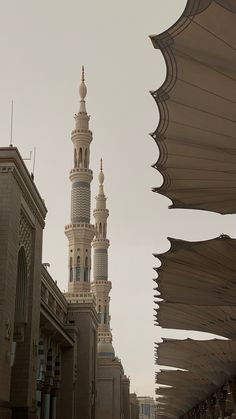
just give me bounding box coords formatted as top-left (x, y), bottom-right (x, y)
top-left (74, 149), bottom-right (77, 168)
top-left (103, 223), bottom-right (106, 238)
top-left (69, 257), bottom-right (73, 282)
top-left (84, 256), bottom-right (89, 282)
top-left (54, 354), bottom-right (60, 381)
top-left (99, 223), bottom-right (102, 238)
top-left (37, 338), bottom-right (45, 381)
top-left (76, 256), bottom-right (80, 281)
top-left (98, 305), bottom-right (101, 312)
top-left (78, 148), bottom-right (83, 167)
top-left (84, 149), bottom-right (88, 168)
top-left (15, 246), bottom-right (27, 323)
top-left (46, 348), bottom-right (53, 378)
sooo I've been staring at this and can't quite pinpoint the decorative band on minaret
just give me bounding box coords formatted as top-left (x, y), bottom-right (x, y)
top-left (65, 67), bottom-right (95, 301)
top-left (92, 161), bottom-right (115, 358)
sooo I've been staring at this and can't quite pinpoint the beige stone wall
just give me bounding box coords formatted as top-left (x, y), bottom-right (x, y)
top-left (129, 394), bottom-right (139, 419)
top-left (96, 358), bottom-right (124, 419)
top-left (0, 148), bottom-right (46, 419)
top-left (67, 303), bottom-right (98, 419)
top-left (121, 376), bottom-right (130, 419)
top-left (0, 168), bottom-right (21, 418)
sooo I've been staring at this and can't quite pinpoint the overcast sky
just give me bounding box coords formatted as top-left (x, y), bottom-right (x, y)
top-left (1, 0), bottom-right (236, 397)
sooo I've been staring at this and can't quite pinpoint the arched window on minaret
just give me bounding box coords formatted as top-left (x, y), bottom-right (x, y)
top-left (76, 255), bottom-right (80, 281)
top-left (74, 149), bottom-right (77, 168)
top-left (78, 148), bottom-right (83, 168)
top-left (84, 256), bottom-right (88, 282)
top-left (98, 305), bottom-right (102, 323)
top-left (69, 257), bottom-right (73, 282)
top-left (103, 223), bottom-right (106, 238)
top-left (99, 223), bottom-right (102, 238)
top-left (104, 306), bottom-right (107, 324)
top-left (84, 149), bottom-right (88, 168)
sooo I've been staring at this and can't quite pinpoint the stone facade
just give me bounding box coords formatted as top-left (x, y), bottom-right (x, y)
top-left (137, 397), bottom-right (156, 419)
top-left (0, 147), bottom-right (46, 419)
top-left (129, 393), bottom-right (139, 419)
top-left (96, 358), bottom-right (130, 419)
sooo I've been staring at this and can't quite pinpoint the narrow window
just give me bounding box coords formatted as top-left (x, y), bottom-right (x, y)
top-left (84, 256), bottom-right (89, 282)
top-left (78, 148), bottom-right (83, 167)
top-left (74, 149), bottom-right (77, 168)
top-left (99, 223), bottom-right (102, 238)
top-left (76, 256), bottom-right (80, 281)
top-left (84, 149), bottom-right (88, 168)
top-left (69, 257), bottom-right (73, 281)
top-left (15, 246), bottom-right (27, 322)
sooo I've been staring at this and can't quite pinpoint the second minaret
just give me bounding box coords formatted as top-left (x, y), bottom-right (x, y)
top-left (91, 161), bottom-right (115, 357)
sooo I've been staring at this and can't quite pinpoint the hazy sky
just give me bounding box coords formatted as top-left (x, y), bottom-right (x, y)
top-left (1, 0), bottom-right (236, 397)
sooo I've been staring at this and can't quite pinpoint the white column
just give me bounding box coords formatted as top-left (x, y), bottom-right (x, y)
top-left (44, 392), bottom-right (51, 419)
top-left (36, 389), bottom-right (42, 419)
top-left (51, 395), bottom-right (57, 419)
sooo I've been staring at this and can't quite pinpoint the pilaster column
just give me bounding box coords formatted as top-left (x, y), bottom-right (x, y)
top-left (51, 388), bottom-right (58, 419)
top-left (229, 378), bottom-right (236, 417)
top-left (207, 396), bottom-right (216, 419)
top-left (217, 388), bottom-right (228, 419)
top-left (42, 385), bottom-right (51, 419)
top-left (36, 380), bottom-right (43, 419)
top-left (199, 402), bottom-right (207, 419)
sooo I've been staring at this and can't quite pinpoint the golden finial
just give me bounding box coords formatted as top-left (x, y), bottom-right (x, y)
top-left (100, 158), bottom-right (103, 171)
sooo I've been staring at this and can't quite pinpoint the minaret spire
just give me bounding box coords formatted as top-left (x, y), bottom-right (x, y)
top-left (92, 161), bottom-right (115, 358)
top-left (78, 65), bottom-right (87, 114)
top-left (81, 65), bottom-right (85, 82)
top-left (64, 69), bottom-right (95, 303)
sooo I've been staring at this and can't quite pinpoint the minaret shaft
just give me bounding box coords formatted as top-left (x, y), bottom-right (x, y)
top-left (92, 163), bottom-right (114, 352)
top-left (65, 68), bottom-right (95, 302)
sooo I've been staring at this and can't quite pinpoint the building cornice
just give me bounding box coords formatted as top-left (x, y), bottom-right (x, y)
top-left (0, 147), bottom-right (47, 227)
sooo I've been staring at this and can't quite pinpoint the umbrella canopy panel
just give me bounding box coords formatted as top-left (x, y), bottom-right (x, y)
top-left (155, 237), bottom-right (236, 306)
top-left (150, 0), bottom-right (236, 214)
top-left (156, 302), bottom-right (236, 339)
top-left (156, 339), bottom-right (236, 385)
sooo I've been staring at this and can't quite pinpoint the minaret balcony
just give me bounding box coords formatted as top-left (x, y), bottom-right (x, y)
top-left (93, 208), bottom-right (109, 215)
top-left (71, 128), bottom-right (92, 135)
top-left (92, 238), bottom-right (109, 248)
top-left (91, 280), bottom-right (111, 292)
top-left (65, 223), bottom-right (95, 241)
top-left (69, 168), bottom-right (93, 182)
top-left (71, 129), bottom-right (92, 143)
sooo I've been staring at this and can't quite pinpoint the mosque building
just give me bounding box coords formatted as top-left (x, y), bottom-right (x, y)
top-left (0, 68), bottom-right (131, 419)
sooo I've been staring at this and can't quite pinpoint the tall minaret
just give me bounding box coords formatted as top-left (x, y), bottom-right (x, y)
top-left (91, 161), bottom-right (115, 358)
top-left (65, 67), bottom-right (95, 302)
